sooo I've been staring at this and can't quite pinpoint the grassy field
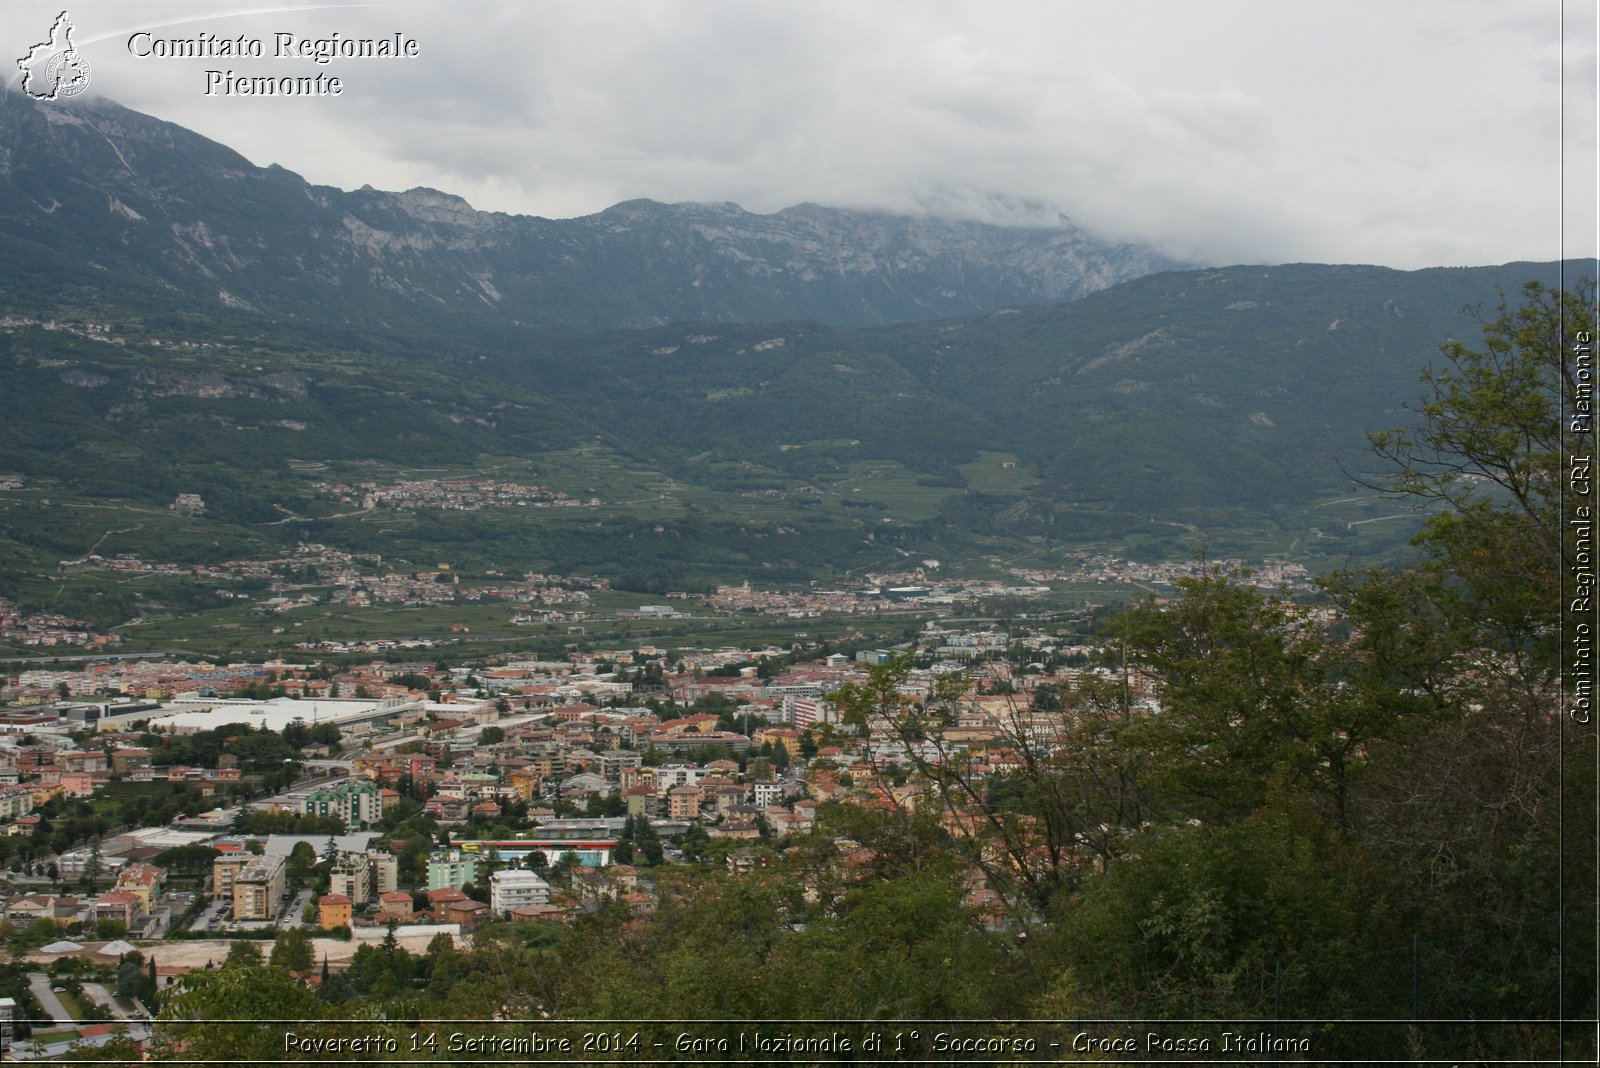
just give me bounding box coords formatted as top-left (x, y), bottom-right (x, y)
top-left (813, 460), bottom-right (956, 520)
top-left (958, 451), bottom-right (1039, 495)
top-left (52, 986), bottom-right (93, 1025)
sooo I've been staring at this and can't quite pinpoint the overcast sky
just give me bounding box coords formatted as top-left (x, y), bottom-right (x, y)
top-left (5, 1), bottom-right (1596, 269)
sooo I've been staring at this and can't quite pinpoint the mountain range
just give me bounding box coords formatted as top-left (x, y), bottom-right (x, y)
top-left (0, 96), bottom-right (1177, 334)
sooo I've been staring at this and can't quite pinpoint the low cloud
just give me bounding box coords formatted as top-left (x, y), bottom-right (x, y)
top-left (6, 0), bottom-right (1593, 268)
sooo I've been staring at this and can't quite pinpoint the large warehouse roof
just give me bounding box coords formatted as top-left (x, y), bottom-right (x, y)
top-left (143, 696), bottom-right (420, 734)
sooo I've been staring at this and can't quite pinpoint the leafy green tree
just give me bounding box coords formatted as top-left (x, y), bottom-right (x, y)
top-left (1109, 569), bottom-right (1398, 830)
top-left (11, 918), bottom-right (59, 951)
top-left (236, 811), bottom-right (346, 836)
top-left (114, 953), bottom-right (157, 1006)
top-left (1351, 281), bottom-right (1597, 1030)
top-left (1029, 682), bottom-right (1063, 711)
top-left (270, 926), bottom-right (314, 974)
top-left (79, 837), bottom-right (102, 892)
top-left (1032, 284), bottom-right (1593, 1057)
top-left (423, 931), bottom-right (464, 997)
top-left (224, 940), bottom-right (263, 968)
top-left (345, 937), bottom-right (417, 999)
top-left (1368, 281), bottom-right (1584, 597)
top-left (286, 841), bottom-right (318, 890)
top-left (833, 654), bottom-right (1145, 911)
top-left (113, 956), bottom-right (140, 998)
top-left (153, 843), bottom-right (220, 876)
top-left (156, 965), bottom-right (333, 1060)
top-left (549, 850), bottom-right (580, 884)
top-left (633, 819), bottom-right (664, 866)
top-left (776, 865), bottom-right (1022, 1019)
top-left (1043, 794), bottom-right (1399, 1022)
top-left (613, 816), bottom-right (636, 864)
top-left (556, 863), bottom-right (1021, 1024)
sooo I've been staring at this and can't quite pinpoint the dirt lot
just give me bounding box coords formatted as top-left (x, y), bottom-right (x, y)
top-left (31, 928), bottom-right (462, 972)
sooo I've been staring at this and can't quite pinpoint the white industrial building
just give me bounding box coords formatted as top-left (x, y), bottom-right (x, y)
top-left (141, 696), bottom-right (423, 735)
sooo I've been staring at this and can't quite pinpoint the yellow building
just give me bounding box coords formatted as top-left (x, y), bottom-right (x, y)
top-left (318, 893), bottom-right (352, 930)
top-left (508, 768), bottom-right (542, 802)
top-left (114, 863), bottom-right (165, 917)
top-left (211, 854), bottom-right (251, 901)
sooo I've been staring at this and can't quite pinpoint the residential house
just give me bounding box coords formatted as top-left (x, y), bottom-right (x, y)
top-left (753, 728), bottom-right (802, 757)
top-left (623, 785), bottom-right (656, 819)
top-left (443, 897), bottom-right (488, 928)
top-left (489, 870), bottom-right (551, 917)
top-left (558, 772), bottom-right (607, 800)
top-left (726, 848), bottom-right (768, 876)
top-left (318, 893), bottom-right (352, 931)
top-left (617, 766), bottom-right (655, 793)
top-left (607, 865), bottom-right (640, 894)
top-left (368, 850), bottom-right (398, 896)
top-left (600, 748), bottom-right (642, 783)
top-left (60, 771), bottom-right (98, 798)
top-left (666, 784), bottom-right (701, 820)
top-left (6, 812), bottom-right (41, 836)
top-left (425, 886), bottom-right (469, 915)
top-left (0, 788), bottom-right (36, 822)
top-left (507, 768), bottom-right (542, 802)
top-left (3, 894), bottom-right (55, 926)
top-left (109, 749), bottom-right (151, 775)
top-left (425, 849), bottom-right (477, 892)
top-left (93, 890), bottom-right (141, 928)
top-left (376, 891), bottom-right (414, 921)
top-left (652, 764), bottom-right (705, 793)
top-left (114, 863), bottom-right (166, 916)
top-left (423, 796), bottom-right (471, 824)
top-left (61, 751), bottom-right (109, 774)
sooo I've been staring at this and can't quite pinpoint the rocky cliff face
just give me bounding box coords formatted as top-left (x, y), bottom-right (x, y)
top-left (0, 96), bottom-right (1181, 332)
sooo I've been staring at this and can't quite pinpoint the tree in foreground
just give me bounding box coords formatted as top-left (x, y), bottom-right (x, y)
top-left (1021, 282), bottom-right (1593, 1058)
top-left (1356, 281), bottom-right (1596, 1036)
top-left (270, 926), bottom-right (315, 974)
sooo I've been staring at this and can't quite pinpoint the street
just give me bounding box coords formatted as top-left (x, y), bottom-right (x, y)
top-left (23, 974), bottom-right (69, 1026)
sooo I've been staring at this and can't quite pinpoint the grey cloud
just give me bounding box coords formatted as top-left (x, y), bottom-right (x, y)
top-left (6, 0), bottom-right (1592, 268)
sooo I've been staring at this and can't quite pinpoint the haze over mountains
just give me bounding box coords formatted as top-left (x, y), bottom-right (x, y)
top-left (0, 95), bottom-right (1587, 593)
top-left (0, 97), bottom-right (1178, 333)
